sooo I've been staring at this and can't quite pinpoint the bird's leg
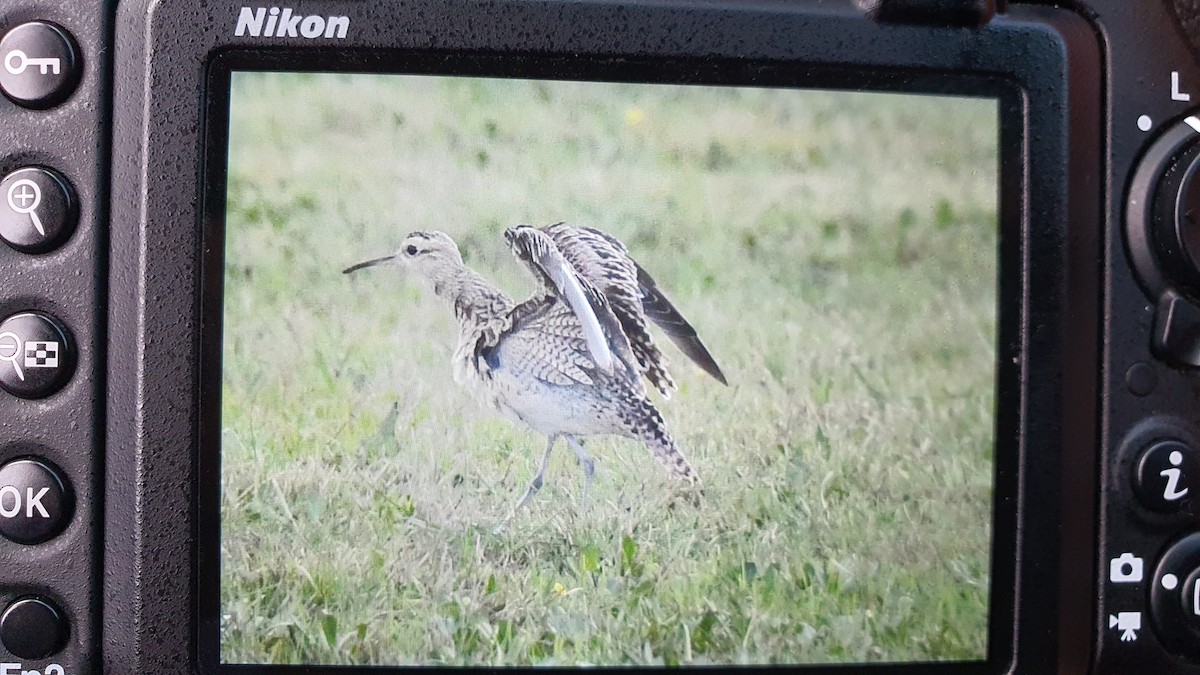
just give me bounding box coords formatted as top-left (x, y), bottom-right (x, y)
top-left (564, 435), bottom-right (595, 508)
top-left (514, 434), bottom-right (557, 512)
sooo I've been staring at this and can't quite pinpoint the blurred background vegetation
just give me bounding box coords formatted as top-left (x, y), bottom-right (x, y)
top-left (219, 72), bottom-right (999, 666)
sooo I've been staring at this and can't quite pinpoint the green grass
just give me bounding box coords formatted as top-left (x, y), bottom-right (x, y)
top-left (219, 72), bottom-right (998, 666)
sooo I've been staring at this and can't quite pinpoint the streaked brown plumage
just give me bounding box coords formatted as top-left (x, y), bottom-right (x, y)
top-left (344, 223), bottom-right (726, 509)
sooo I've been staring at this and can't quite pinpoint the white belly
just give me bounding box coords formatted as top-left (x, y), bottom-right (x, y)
top-left (489, 369), bottom-right (614, 436)
top-left (456, 353), bottom-right (613, 437)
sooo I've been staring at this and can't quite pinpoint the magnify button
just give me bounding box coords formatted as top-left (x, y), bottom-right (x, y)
top-left (7, 179), bottom-right (44, 235)
top-left (0, 167), bottom-right (75, 254)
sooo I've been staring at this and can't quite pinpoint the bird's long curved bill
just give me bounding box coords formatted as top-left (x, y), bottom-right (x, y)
top-left (343, 255), bottom-right (395, 274)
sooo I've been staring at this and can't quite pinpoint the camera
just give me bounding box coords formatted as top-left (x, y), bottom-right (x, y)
top-left (1111, 553), bottom-right (1145, 585)
top-left (0, 0), bottom-right (1198, 672)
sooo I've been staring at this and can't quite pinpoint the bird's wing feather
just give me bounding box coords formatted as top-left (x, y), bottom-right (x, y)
top-left (632, 261), bottom-right (728, 385)
top-left (505, 226), bottom-right (630, 376)
top-left (496, 300), bottom-right (602, 387)
top-left (543, 223), bottom-right (727, 392)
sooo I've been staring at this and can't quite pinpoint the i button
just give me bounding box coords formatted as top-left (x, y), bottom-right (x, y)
top-left (1134, 439), bottom-right (1200, 513)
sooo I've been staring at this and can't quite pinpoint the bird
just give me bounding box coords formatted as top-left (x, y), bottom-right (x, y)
top-left (343, 222), bottom-right (727, 511)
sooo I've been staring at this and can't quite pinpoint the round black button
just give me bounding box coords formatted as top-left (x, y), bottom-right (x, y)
top-left (1126, 361), bottom-right (1159, 396)
top-left (0, 312), bottom-right (75, 399)
top-left (0, 22), bottom-right (80, 109)
top-left (1133, 439), bottom-right (1200, 513)
top-left (0, 597), bottom-right (66, 659)
top-left (1152, 533), bottom-right (1200, 655)
top-left (0, 458), bottom-right (72, 544)
top-left (1182, 567), bottom-right (1200, 631)
top-left (0, 167), bottom-right (77, 253)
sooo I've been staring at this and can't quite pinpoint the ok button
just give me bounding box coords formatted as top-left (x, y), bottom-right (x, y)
top-left (0, 458), bottom-right (72, 544)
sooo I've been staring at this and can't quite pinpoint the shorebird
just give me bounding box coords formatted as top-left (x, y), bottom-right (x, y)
top-left (344, 223), bottom-right (726, 509)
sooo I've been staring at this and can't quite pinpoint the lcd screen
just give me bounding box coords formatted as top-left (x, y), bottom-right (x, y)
top-left (215, 71), bottom-right (999, 668)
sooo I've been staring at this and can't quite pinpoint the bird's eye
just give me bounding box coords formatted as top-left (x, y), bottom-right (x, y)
top-left (405, 245), bottom-right (419, 256)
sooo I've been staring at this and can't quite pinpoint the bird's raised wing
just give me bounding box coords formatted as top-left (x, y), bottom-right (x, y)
top-left (504, 226), bottom-right (639, 382)
top-left (541, 222), bottom-right (727, 396)
top-left (488, 301), bottom-right (611, 387)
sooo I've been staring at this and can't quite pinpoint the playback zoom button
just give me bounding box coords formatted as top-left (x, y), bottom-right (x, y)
top-left (0, 458), bottom-right (72, 545)
top-left (0, 312), bottom-right (75, 399)
top-left (0, 167), bottom-right (77, 254)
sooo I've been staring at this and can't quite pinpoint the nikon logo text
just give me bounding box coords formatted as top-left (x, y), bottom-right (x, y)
top-left (235, 7), bottom-right (350, 39)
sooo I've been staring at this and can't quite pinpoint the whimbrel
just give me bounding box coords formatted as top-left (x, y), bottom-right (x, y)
top-left (344, 223), bottom-right (726, 509)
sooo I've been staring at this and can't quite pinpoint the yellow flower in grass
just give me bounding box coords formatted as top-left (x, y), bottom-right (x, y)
top-left (552, 582), bottom-right (580, 597)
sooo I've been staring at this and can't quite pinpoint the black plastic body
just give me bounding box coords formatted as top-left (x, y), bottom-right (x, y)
top-left (5, 0), bottom-right (1200, 672)
top-left (860, 0), bottom-right (999, 25)
top-left (0, 1), bottom-right (109, 674)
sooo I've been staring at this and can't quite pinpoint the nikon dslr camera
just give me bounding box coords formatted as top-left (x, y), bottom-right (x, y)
top-left (1, 0), bottom-right (1198, 673)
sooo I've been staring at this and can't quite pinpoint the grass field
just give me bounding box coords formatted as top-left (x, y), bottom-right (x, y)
top-left (218, 72), bottom-right (999, 666)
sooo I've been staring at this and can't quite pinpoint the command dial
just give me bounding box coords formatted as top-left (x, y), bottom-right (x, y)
top-left (1125, 114), bottom-right (1200, 367)
top-left (1128, 116), bottom-right (1200, 301)
top-left (1154, 136), bottom-right (1200, 292)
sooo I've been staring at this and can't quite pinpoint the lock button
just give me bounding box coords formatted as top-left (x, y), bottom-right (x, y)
top-left (0, 21), bottom-right (80, 110)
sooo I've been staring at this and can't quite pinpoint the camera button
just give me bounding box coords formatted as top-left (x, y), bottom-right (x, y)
top-left (0, 22), bottom-right (80, 110)
top-left (0, 167), bottom-right (77, 254)
top-left (1133, 439), bottom-right (1200, 513)
top-left (0, 312), bottom-right (76, 399)
top-left (0, 597), bottom-right (66, 659)
top-left (0, 458), bottom-right (72, 545)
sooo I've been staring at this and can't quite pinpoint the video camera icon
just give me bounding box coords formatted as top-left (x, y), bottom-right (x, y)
top-left (1109, 612), bottom-right (1141, 642)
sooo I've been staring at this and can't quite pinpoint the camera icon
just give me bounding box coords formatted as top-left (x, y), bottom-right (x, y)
top-left (1110, 553), bottom-right (1144, 584)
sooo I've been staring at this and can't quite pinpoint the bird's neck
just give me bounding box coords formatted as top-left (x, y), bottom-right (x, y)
top-left (432, 267), bottom-right (512, 325)
top-left (432, 265), bottom-right (490, 302)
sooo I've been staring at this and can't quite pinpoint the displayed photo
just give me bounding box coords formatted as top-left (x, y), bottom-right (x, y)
top-left (217, 71), bottom-right (999, 667)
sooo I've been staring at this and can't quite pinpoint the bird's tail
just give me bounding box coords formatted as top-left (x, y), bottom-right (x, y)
top-left (625, 397), bottom-right (700, 485)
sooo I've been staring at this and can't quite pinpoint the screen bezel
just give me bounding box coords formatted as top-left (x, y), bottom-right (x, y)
top-left (196, 52), bottom-right (1023, 675)
top-left (104, 1), bottom-right (1103, 672)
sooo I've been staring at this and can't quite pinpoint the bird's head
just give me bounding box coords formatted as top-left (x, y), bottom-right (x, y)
top-left (343, 231), bottom-right (465, 290)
